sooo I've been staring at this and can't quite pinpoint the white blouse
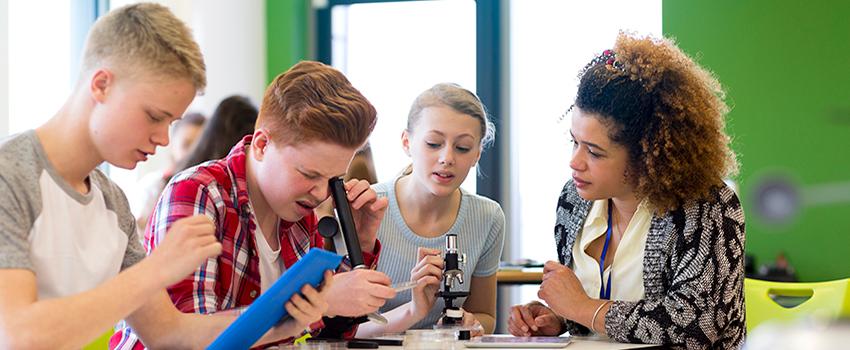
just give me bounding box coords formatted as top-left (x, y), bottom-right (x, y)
top-left (572, 199), bottom-right (652, 301)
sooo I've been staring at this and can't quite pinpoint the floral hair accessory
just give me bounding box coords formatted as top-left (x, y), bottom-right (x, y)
top-left (577, 49), bottom-right (626, 79)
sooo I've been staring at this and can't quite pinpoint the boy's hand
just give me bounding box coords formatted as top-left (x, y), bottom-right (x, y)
top-left (508, 301), bottom-right (563, 337)
top-left (408, 248), bottom-right (443, 319)
top-left (267, 270), bottom-right (333, 340)
top-left (148, 215), bottom-right (222, 287)
top-left (343, 179), bottom-right (388, 253)
top-left (325, 269), bottom-right (395, 317)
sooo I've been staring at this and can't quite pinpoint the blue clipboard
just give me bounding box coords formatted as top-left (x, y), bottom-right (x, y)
top-left (208, 248), bottom-right (343, 350)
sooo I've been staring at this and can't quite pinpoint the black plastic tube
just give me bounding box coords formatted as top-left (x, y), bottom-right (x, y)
top-left (329, 176), bottom-right (365, 268)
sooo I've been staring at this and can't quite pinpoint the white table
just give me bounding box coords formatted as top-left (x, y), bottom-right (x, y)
top-left (359, 336), bottom-right (656, 350)
top-left (555, 337), bottom-right (655, 349)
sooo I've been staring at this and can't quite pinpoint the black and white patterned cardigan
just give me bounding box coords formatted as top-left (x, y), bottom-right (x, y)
top-left (554, 180), bottom-right (746, 349)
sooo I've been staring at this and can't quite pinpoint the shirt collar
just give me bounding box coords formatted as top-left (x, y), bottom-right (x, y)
top-left (580, 198), bottom-right (650, 249)
top-left (225, 135), bottom-right (252, 210)
top-left (580, 199), bottom-right (610, 249)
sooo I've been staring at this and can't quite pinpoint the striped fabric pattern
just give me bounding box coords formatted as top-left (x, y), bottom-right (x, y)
top-left (372, 178), bottom-right (506, 329)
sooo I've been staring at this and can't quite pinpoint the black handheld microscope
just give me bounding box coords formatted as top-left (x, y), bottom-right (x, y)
top-left (318, 176), bottom-right (366, 270)
top-left (315, 177), bottom-right (388, 344)
top-left (436, 233), bottom-right (469, 326)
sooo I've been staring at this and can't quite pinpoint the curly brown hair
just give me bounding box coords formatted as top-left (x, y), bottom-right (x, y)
top-left (574, 32), bottom-right (738, 213)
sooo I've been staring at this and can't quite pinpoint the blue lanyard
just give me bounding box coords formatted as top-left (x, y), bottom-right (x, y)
top-left (599, 200), bottom-right (613, 300)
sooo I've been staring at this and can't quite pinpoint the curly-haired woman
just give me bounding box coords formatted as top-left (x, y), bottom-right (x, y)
top-left (508, 32), bottom-right (745, 349)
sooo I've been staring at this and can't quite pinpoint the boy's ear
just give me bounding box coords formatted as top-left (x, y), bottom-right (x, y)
top-left (90, 69), bottom-right (113, 103)
top-left (251, 129), bottom-right (270, 161)
top-left (401, 130), bottom-right (411, 157)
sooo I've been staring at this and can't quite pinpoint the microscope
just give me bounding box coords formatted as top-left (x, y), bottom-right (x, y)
top-left (318, 176), bottom-right (366, 270)
top-left (315, 176), bottom-right (388, 342)
top-left (436, 233), bottom-right (469, 326)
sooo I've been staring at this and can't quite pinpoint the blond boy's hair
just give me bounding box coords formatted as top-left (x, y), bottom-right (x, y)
top-left (81, 3), bottom-right (206, 92)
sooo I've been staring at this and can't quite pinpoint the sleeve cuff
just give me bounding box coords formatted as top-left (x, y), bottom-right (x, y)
top-left (308, 319), bottom-right (326, 335)
top-left (362, 239), bottom-right (382, 268)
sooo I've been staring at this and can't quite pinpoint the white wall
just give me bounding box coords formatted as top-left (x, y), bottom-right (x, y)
top-left (109, 0), bottom-right (266, 113)
top-left (187, 0), bottom-right (267, 113)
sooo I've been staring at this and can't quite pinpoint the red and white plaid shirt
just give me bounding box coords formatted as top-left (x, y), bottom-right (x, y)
top-left (111, 135), bottom-right (380, 349)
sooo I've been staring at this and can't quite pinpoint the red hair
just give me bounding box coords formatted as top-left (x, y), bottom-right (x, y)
top-left (256, 61), bottom-right (377, 148)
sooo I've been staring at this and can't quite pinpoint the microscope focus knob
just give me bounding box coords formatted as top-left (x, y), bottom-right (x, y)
top-left (317, 216), bottom-right (339, 238)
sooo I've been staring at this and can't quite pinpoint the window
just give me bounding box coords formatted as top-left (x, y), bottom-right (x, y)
top-left (7, 1), bottom-right (73, 135)
top-left (328, 0), bottom-right (478, 191)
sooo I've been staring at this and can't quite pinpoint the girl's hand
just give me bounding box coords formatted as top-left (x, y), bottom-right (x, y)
top-left (408, 248), bottom-right (443, 319)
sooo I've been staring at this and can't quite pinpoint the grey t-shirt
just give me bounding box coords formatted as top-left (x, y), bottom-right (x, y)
top-left (0, 131), bottom-right (145, 299)
top-left (374, 177), bottom-right (505, 329)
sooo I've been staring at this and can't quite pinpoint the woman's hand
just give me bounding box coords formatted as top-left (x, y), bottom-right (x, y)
top-left (507, 301), bottom-right (563, 336)
top-left (538, 261), bottom-right (590, 320)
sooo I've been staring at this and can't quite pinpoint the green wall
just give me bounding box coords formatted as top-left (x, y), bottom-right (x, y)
top-left (664, 1), bottom-right (850, 281)
top-left (266, 0), bottom-right (311, 84)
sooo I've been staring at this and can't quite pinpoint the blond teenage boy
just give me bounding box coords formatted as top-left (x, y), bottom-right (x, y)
top-left (0, 4), bottom-right (328, 349)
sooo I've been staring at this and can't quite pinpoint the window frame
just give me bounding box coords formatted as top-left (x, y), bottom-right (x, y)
top-left (315, 0), bottom-right (506, 205)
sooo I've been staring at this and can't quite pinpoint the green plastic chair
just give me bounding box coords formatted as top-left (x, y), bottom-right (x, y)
top-left (745, 278), bottom-right (850, 331)
top-left (83, 330), bottom-right (112, 350)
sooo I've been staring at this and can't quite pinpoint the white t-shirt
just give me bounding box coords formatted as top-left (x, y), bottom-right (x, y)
top-left (253, 214), bottom-right (286, 293)
top-left (0, 131), bottom-right (145, 300)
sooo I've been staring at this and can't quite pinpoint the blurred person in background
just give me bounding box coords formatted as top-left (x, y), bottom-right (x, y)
top-left (173, 95), bottom-right (259, 174)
